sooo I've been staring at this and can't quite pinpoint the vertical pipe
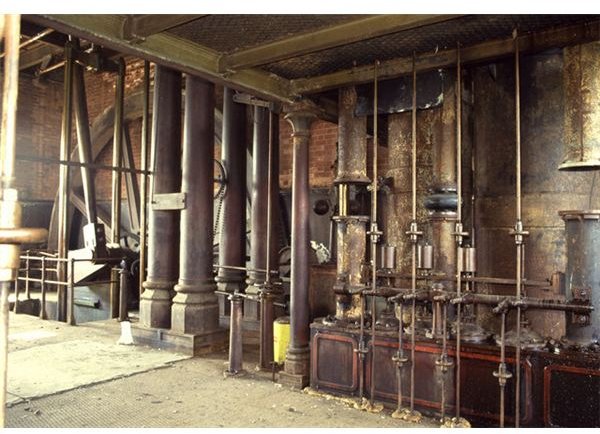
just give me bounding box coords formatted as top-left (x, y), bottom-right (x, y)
top-left (139, 66), bottom-right (181, 329)
top-left (40, 257), bottom-right (47, 320)
top-left (171, 76), bottom-right (218, 336)
top-left (111, 58), bottom-right (125, 245)
top-left (226, 293), bottom-right (244, 375)
top-left (12, 269), bottom-right (19, 313)
top-left (139, 61), bottom-right (150, 297)
top-left (513, 33), bottom-right (523, 428)
top-left (110, 266), bottom-right (119, 319)
top-left (24, 252), bottom-right (30, 299)
top-left (260, 110), bottom-right (278, 370)
top-left (454, 43), bottom-right (465, 423)
top-left (216, 88), bottom-right (247, 306)
top-left (67, 258), bottom-right (75, 326)
top-left (0, 281), bottom-right (9, 427)
top-left (369, 61), bottom-right (380, 406)
top-left (0, 15), bottom-right (19, 427)
top-left (408, 53), bottom-right (420, 418)
top-left (119, 261), bottom-right (129, 321)
top-left (57, 41), bottom-right (74, 322)
top-left (246, 106), bottom-right (270, 322)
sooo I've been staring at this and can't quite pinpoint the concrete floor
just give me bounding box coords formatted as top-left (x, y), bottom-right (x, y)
top-left (5, 312), bottom-right (437, 428)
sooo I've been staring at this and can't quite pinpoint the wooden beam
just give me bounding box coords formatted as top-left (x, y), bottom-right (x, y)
top-left (121, 14), bottom-right (207, 41)
top-left (291, 19), bottom-right (600, 96)
top-left (29, 14), bottom-right (293, 103)
top-left (220, 14), bottom-right (463, 71)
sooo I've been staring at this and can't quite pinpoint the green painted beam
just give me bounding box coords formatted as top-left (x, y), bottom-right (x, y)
top-left (30, 14), bottom-right (293, 103)
top-left (219, 14), bottom-right (463, 72)
top-left (121, 14), bottom-right (207, 41)
top-left (290, 19), bottom-right (600, 96)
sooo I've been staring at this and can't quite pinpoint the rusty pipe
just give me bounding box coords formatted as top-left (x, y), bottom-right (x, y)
top-left (225, 293), bottom-right (245, 375)
top-left (139, 61), bottom-right (150, 297)
top-left (216, 88), bottom-right (247, 300)
top-left (111, 58), bottom-right (125, 245)
top-left (56, 41), bottom-right (74, 322)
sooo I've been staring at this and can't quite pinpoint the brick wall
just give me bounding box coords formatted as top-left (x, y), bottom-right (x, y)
top-left (13, 59), bottom-right (338, 205)
top-left (279, 118), bottom-right (337, 190)
top-left (11, 76), bottom-right (62, 201)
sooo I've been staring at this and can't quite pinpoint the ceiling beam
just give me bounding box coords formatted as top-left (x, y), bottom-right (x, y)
top-left (28, 14), bottom-right (293, 103)
top-left (19, 44), bottom-right (61, 70)
top-left (219, 14), bottom-right (464, 72)
top-left (122, 14), bottom-right (207, 42)
top-left (290, 19), bottom-right (600, 96)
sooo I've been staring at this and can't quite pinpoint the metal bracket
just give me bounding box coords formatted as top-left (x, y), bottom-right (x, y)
top-left (151, 192), bottom-right (186, 211)
top-left (232, 92), bottom-right (281, 113)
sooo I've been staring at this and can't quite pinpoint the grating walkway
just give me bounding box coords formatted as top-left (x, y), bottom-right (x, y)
top-left (4, 312), bottom-right (437, 428)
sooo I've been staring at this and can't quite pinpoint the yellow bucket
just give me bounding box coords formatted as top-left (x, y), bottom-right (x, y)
top-left (273, 316), bottom-right (290, 364)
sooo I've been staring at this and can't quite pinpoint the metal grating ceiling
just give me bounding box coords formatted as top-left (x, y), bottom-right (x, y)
top-left (167, 14), bottom-right (366, 53)
top-left (249, 14), bottom-right (597, 79)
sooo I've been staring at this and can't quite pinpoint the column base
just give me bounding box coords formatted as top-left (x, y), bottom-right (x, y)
top-left (171, 289), bottom-right (220, 335)
top-left (278, 371), bottom-right (309, 389)
top-left (139, 281), bottom-right (174, 329)
top-left (279, 346), bottom-right (310, 388)
top-left (131, 322), bottom-right (227, 356)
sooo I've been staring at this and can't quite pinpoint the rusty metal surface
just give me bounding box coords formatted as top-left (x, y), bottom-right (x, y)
top-left (560, 41), bottom-right (600, 170)
top-left (335, 86), bottom-right (369, 185)
top-left (560, 211), bottom-right (600, 345)
top-left (472, 50), bottom-right (598, 339)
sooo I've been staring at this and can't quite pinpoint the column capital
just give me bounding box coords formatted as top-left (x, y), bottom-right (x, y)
top-left (283, 100), bottom-right (320, 135)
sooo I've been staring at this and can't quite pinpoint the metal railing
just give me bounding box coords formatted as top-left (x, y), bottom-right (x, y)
top-left (12, 250), bottom-right (122, 325)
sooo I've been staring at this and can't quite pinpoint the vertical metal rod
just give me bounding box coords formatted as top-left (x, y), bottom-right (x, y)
top-left (57, 41), bottom-right (74, 322)
top-left (0, 16), bottom-right (19, 426)
top-left (226, 293), bottom-right (244, 375)
top-left (0, 281), bottom-right (10, 427)
top-left (265, 111), bottom-right (273, 288)
top-left (139, 61), bottom-right (150, 297)
top-left (0, 16), bottom-right (19, 188)
top-left (67, 257), bottom-right (75, 326)
top-left (119, 262), bottom-right (128, 321)
top-left (24, 252), bottom-right (30, 299)
top-left (409, 52), bottom-right (418, 413)
top-left (454, 42), bottom-right (464, 421)
top-left (369, 60), bottom-right (380, 406)
top-left (394, 301), bottom-right (406, 413)
top-left (499, 311), bottom-right (507, 428)
top-left (111, 58), bottom-right (125, 245)
top-left (40, 257), bottom-right (47, 320)
top-left (260, 109), bottom-right (275, 369)
top-left (514, 32), bottom-right (523, 429)
top-left (440, 303), bottom-right (448, 421)
top-left (12, 271), bottom-right (19, 313)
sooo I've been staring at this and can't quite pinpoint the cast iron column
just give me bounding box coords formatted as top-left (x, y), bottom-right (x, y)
top-left (140, 66), bottom-right (181, 329)
top-left (278, 108), bottom-right (316, 388)
top-left (216, 87), bottom-right (247, 315)
top-left (171, 75), bottom-right (219, 338)
top-left (245, 106), bottom-right (270, 319)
